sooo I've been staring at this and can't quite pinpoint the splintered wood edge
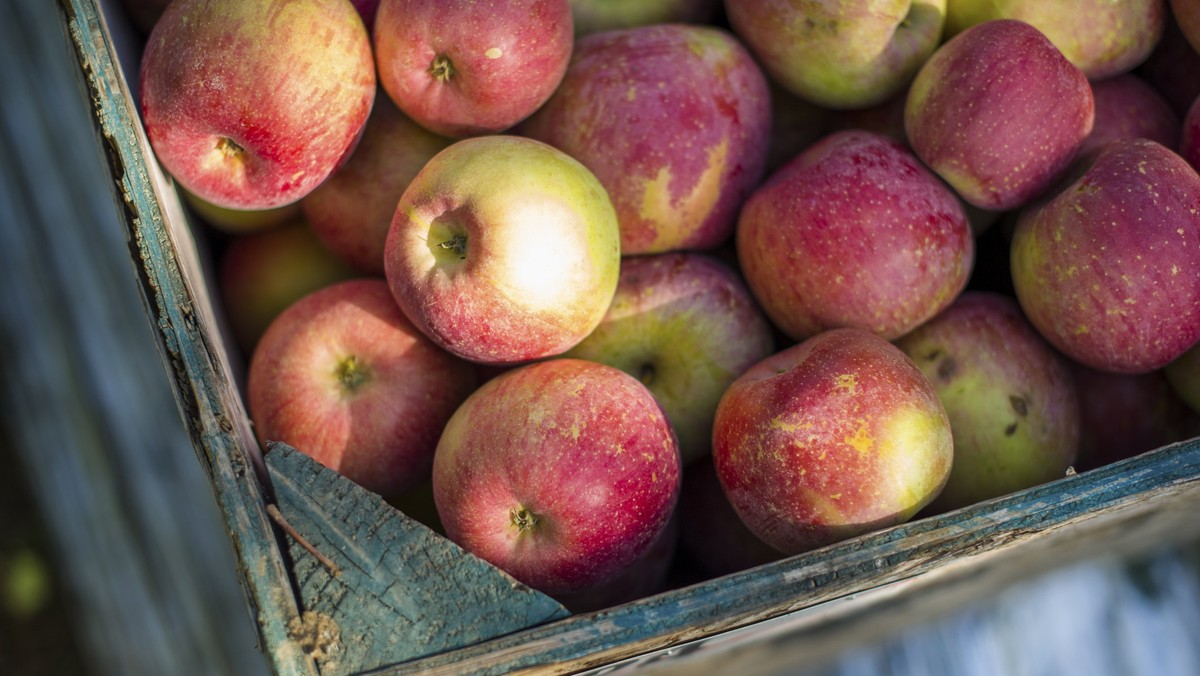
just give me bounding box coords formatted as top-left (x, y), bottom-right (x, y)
top-left (372, 439), bottom-right (1200, 675)
top-left (266, 444), bottom-right (571, 675)
top-left (56, 1), bottom-right (313, 673)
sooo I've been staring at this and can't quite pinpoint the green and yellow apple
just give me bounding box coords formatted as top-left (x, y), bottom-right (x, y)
top-left (568, 0), bottom-right (720, 35)
top-left (725, 0), bottom-right (948, 110)
top-left (383, 135), bottom-right (620, 364)
top-left (896, 292), bottom-right (1080, 512)
top-left (565, 252), bottom-right (775, 465)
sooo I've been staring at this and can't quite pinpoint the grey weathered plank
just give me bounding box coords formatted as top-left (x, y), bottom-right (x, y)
top-left (267, 444), bottom-right (570, 675)
top-left (54, 0), bottom-right (315, 672)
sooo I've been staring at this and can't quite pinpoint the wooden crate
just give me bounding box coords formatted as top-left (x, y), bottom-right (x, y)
top-left (58, 1), bottom-right (1200, 674)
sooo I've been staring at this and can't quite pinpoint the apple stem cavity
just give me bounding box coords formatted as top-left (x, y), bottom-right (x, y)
top-left (510, 506), bottom-right (540, 533)
top-left (215, 136), bottom-right (244, 159)
top-left (639, 362), bottom-right (656, 386)
top-left (335, 354), bottom-right (369, 391)
top-left (429, 54), bottom-right (456, 83)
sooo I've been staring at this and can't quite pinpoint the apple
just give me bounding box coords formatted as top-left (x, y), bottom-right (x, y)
top-left (677, 460), bottom-right (782, 578)
top-left (736, 129), bottom-right (974, 343)
top-left (1166, 342), bottom-right (1200, 414)
top-left (945, 0), bottom-right (1165, 80)
top-left (725, 0), bottom-right (947, 110)
top-left (520, 23), bottom-right (771, 255)
top-left (905, 19), bottom-right (1094, 211)
top-left (139, 0), bottom-right (376, 210)
top-left (895, 292), bottom-right (1080, 512)
top-left (1072, 362), bottom-right (1200, 471)
top-left (1078, 74), bottom-right (1180, 161)
top-left (383, 135), bottom-right (621, 364)
top-left (373, 0), bottom-right (573, 138)
top-left (1011, 138), bottom-right (1200, 374)
top-left (432, 358), bottom-right (681, 596)
top-left (182, 188), bottom-right (302, 235)
top-left (712, 328), bottom-right (954, 555)
top-left (301, 95), bottom-right (452, 276)
top-left (568, 0), bottom-right (721, 35)
top-left (247, 279), bottom-right (477, 500)
top-left (564, 252), bottom-right (776, 465)
top-left (217, 219), bottom-right (358, 355)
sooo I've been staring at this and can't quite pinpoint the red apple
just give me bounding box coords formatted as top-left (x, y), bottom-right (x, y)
top-left (217, 219), bottom-right (358, 355)
top-left (564, 252), bottom-right (776, 465)
top-left (373, 0), bottom-right (573, 138)
top-left (736, 129), bottom-right (974, 342)
top-left (383, 135), bottom-right (621, 364)
top-left (1180, 93), bottom-right (1200, 172)
top-left (247, 279), bottom-right (477, 499)
top-left (895, 292), bottom-right (1080, 512)
top-left (905, 19), bottom-right (1094, 211)
top-left (1079, 74), bottom-right (1180, 161)
top-left (1011, 138), bottom-right (1200, 374)
top-left (432, 358), bottom-right (681, 596)
top-left (301, 95), bottom-right (452, 276)
top-left (521, 24), bottom-right (771, 255)
top-left (712, 328), bottom-right (954, 555)
top-left (139, 0), bottom-right (376, 210)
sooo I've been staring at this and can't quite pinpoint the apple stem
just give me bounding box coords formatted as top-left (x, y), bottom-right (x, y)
top-left (436, 233), bottom-right (467, 260)
top-left (429, 54), bottom-right (456, 82)
top-left (336, 355), bottom-right (368, 391)
top-left (510, 506), bottom-right (539, 533)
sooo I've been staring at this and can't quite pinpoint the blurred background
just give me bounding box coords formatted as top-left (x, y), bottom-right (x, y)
top-left (2, 1), bottom-right (1199, 675)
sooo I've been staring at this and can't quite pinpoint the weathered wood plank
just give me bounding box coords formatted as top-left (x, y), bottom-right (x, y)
top-left (267, 444), bottom-right (570, 675)
top-left (370, 440), bottom-right (1200, 675)
top-left (54, 1), bottom-right (313, 672)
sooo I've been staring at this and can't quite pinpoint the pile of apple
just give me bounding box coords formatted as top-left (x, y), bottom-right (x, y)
top-left (133, 0), bottom-right (1200, 610)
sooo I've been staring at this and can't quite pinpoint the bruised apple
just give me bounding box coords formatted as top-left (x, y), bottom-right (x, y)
top-left (140, 0), bottom-right (375, 209)
top-left (521, 24), bottom-right (771, 255)
top-left (713, 328), bottom-right (953, 555)
top-left (247, 279), bottom-right (476, 499)
top-left (384, 136), bottom-right (620, 364)
top-left (432, 359), bottom-right (681, 596)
